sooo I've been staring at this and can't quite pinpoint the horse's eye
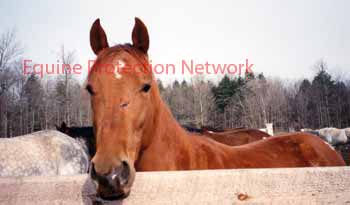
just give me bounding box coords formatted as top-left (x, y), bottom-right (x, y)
top-left (86, 85), bottom-right (95, 95)
top-left (141, 83), bottom-right (151, 93)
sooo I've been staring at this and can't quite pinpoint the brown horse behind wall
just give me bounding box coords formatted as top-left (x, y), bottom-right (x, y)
top-left (87, 18), bottom-right (345, 200)
top-left (183, 126), bottom-right (269, 146)
top-left (201, 128), bottom-right (270, 146)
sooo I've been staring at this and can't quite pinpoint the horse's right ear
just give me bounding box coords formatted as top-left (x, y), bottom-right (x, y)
top-left (90, 19), bottom-right (109, 55)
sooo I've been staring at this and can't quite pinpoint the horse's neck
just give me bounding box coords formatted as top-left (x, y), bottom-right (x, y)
top-left (137, 88), bottom-right (195, 169)
top-left (144, 92), bottom-right (189, 147)
top-left (138, 87), bottom-right (237, 170)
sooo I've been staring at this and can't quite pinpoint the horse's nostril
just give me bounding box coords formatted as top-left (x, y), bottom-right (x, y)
top-left (118, 161), bottom-right (130, 185)
top-left (90, 160), bottom-right (131, 194)
top-left (90, 161), bottom-right (133, 200)
top-left (122, 160), bottom-right (128, 167)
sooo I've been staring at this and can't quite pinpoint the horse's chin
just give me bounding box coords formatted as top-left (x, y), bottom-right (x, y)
top-left (97, 190), bottom-right (130, 201)
top-left (96, 183), bottom-right (132, 201)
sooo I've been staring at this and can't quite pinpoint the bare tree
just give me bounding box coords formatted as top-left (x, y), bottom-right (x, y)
top-left (57, 45), bottom-right (76, 126)
top-left (0, 30), bottom-right (22, 96)
top-left (0, 30), bottom-right (23, 137)
top-left (191, 75), bottom-right (215, 127)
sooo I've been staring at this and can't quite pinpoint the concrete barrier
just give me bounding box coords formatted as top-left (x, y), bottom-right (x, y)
top-left (0, 167), bottom-right (350, 204)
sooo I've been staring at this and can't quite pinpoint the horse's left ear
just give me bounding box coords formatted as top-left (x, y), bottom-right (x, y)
top-left (61, 122), bottom-right (67, 130)
top-left (132, 17), bottom-right (149, 54)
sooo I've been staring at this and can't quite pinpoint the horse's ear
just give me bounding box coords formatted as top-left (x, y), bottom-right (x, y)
top-left (90, 19), bottom-right (109, 55)
top-left (132, 17), bottom-right (149, 54)
top-left (61, 122), bottom-right (67, 129)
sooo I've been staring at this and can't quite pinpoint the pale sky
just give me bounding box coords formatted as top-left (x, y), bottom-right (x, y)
top-left (0, 0), bottom-right (349, 84)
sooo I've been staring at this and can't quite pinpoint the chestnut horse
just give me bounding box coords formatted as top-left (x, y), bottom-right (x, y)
top-left (87, 18), bottom-right (345, 200)
top-left (202, 128), bottom-right (270, 146)
top-left (183, 125), bottom-right (269, 146)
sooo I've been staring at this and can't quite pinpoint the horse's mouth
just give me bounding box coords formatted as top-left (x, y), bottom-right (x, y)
top-left (97, 191), bottom-right (130, 201)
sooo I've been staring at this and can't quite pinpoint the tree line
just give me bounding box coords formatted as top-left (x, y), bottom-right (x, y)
top-left (0, 30), bottom-right (92, 137)
top-left (1, 30), bottom-right (350, 137)
top-left (159, 64), bottom-right (350, 133)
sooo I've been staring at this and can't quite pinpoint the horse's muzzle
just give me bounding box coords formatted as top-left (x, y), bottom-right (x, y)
top-left (89, 161), bottom-right (131, 200)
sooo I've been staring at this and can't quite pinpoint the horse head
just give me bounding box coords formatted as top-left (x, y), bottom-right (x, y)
top-left (87, 17), bottom-right (157, 200)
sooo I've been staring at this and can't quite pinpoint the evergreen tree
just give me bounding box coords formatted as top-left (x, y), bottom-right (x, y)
top-left (311, 67), bottom-right (336, 127)
top-left (23, 74), bottom-right (44, 131)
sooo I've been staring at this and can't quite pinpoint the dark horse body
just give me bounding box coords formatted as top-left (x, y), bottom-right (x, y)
top-left (87, 18), bottom-right (345, 200)
top-left (56, 122), bottom-right (95, 159)
top-left (182, 125), bottom-right (224, 133)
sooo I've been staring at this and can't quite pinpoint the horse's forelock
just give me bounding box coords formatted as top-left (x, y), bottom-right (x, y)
top-left (87, 44), bottom-right (151, 81)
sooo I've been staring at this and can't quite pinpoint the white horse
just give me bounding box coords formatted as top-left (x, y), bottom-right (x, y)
top-left (302, 128), bottom-right (348, 145)
top-left (0, 130), bottom-right (89, 177)
top-left (345, 128), bottom-right (350, 139)
top-left (318, 128), bottom-right (348, 145)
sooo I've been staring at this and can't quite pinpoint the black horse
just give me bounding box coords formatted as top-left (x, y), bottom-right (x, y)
top-left (56, 122), bottom-right (95, 159)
